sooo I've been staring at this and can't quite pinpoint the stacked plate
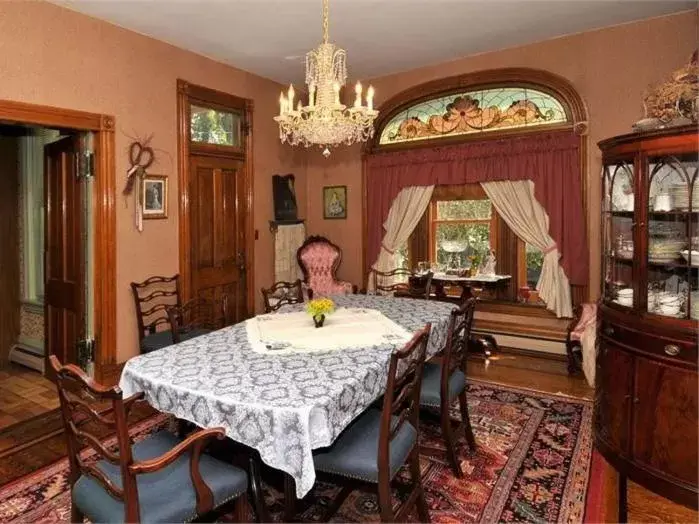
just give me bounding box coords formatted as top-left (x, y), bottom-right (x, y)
top-left (668, 184), bottom-right (699, 211)
top-left (648, 239), bottom-right (686, 263)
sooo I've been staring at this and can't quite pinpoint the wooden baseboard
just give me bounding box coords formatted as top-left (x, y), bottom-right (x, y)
top-left (473, 318), bottom-right (567, 342)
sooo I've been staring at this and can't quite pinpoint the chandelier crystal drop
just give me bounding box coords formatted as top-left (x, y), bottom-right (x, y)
top-left (274, 0), bottom-right (378, 157)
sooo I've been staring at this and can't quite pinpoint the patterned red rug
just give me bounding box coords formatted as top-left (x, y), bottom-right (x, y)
top-left (0, 380), bottom-right (593, 523)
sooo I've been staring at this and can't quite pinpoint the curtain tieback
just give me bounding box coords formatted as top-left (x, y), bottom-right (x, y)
top-left (381, 243), bottom-right (396, 255)
top-left (543, 243), bottom-right (558, 255)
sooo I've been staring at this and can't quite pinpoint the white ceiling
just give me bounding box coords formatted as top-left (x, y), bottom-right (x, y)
top-left (54, 0), bottom-right (695, 85)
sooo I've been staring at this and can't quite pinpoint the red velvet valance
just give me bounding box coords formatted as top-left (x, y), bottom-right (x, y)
top-left (366, 130), bottom-right (588, 286)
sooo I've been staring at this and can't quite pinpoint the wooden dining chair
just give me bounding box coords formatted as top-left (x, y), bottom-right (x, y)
top-left (260, 279), bottom-right (305, 313)
top-left (131, 274), bottom-right (181, 353)
top-left (49, 355), bottom-right (251, 523)
top-left (370, 267), bottom-right (413, 295)
top-left (419, 297), bottom-right (478, 477)
top-left (394, 271), bottom-right (434, 300)
top-left (312, 325), bottom-right (432, 523)
top-left (167, 296), bottom-right (228, 344)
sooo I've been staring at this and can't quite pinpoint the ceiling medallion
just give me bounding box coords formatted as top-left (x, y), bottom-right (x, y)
top-left (274, 0), bottom-right (378, 158)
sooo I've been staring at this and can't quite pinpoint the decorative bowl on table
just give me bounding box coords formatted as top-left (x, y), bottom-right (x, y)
top-left (306, 297), bottom-right (335, 328)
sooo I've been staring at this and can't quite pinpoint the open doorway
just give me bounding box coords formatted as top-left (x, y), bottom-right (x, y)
top-left (0, 123), bottom-right (89, 431)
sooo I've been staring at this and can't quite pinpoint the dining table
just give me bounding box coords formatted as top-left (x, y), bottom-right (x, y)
top-left (119, 294), bottom-right (456, 498)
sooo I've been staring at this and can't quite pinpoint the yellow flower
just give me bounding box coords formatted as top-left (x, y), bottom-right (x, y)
top-left (306, 297), bottom-right (335, 317)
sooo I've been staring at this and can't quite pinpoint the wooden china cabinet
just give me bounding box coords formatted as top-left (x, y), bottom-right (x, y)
top-left (596, 125), bottom-right (698, 520)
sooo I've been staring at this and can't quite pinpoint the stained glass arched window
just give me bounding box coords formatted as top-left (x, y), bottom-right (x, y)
top-left (378, 86), bottom-right (570, 145)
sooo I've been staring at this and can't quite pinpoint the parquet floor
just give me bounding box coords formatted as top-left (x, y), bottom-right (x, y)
top-left (0, 363), bottom-right (58, 430)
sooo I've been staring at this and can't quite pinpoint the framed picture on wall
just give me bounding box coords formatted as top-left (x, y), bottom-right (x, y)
top-left (323, 185), bottom-right (347, 219)
top-left (142, 174), bottom-right (168, 219)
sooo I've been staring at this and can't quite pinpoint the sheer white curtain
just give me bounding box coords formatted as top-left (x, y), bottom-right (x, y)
top-left (482, 180), bottom-right (573, 318)
top-left (369, 185), bottom-right (434, 291)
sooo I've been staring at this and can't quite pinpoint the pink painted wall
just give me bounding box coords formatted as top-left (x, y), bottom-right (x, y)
top-left (0, 1), bottom-right (304, 362)
top-left (305, 10), bottom-right (699, 297)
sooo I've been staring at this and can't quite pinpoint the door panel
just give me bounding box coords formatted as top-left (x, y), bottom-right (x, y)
top-left (190, 155), bottom-right (246, 324)
top-left (44, 136), bottom-right (84, 377)
top-left (594, 338), bottom-right (633, 454)
top-left (632, 356), bottom-right (698, 484)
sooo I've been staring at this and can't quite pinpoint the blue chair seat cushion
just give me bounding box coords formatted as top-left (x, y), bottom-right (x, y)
top-left (419, 361), bottom-right (466, 408)
top-left (313, 409), bottom-right (417, 483)
top-left (140, 328), bottom-right (211, 354)
top-left (72, 430), bottom-right (247, 523)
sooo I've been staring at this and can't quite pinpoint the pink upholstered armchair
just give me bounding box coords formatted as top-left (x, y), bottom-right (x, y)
top-left (297, 236), bottom-right (356, 297)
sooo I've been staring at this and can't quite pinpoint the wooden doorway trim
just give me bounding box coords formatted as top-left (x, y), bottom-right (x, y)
top-left (176, 80), bottom-right (255, 313)
top-left (0, 98), bottom-right (116, 382)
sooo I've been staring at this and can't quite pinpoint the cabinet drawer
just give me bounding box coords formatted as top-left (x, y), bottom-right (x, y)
top-left (600, 320), bottom-right (698, 366)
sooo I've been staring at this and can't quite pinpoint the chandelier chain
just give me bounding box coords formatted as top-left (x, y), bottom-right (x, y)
top-left (322, 0), bottom-right (329, 44)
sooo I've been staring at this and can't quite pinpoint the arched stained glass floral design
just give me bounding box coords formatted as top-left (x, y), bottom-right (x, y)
top-left (378, 86), bottom-right (569, 145)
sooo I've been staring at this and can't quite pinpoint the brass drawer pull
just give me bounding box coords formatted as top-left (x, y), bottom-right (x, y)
top-left (603, 326), bottom-right (614, 336)
top-left (664, 344), bottom-right (680, 356)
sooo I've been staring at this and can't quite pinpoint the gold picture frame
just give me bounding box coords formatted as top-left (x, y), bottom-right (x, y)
top-left (142, 174), bottom-right (168, 219)
top-left (323, 185), bottom-right (347, 219)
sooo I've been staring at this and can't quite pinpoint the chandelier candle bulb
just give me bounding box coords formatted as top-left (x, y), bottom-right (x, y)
top-left (279, 92), bottom-right (286, 115)
top-left (367, 85), bottom-right (375, 111)
top-left (309, 84), bottom-right (316, 107)
top-left (288, 84), bottom-right (295, 110)
top-left (297, 100), bottom-right (302, 112)
top-left (354, 81), bottom-right (362, 107)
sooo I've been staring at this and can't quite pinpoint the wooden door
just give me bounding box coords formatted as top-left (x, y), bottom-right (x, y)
top-left (632, 356), bottom-right (698, 485)
top-left (594, 338), bottom-right (633, 455)
top-left (44, 136), bottom-right (84, 377)
top-left (189, 154), bottom-right (246, 324)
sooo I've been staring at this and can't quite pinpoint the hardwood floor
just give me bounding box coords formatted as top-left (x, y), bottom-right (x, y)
top-left (0, 363), bottom-right (58, 430)
top-left (468, 351), bottom-right (698, 524)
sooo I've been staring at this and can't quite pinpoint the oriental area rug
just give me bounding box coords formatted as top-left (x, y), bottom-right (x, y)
top-left (0, 380), bottom-right (593, 523)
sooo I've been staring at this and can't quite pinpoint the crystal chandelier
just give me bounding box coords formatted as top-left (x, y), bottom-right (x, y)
top-left (274, 0), bottom-right (378, 157)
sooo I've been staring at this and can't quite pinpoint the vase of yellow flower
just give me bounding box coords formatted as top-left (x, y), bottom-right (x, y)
top-left (306, 297), bottom-right (335, 328)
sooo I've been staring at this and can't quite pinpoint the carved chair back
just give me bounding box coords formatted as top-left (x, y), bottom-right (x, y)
top-left (393, 271), bottom-right (433, 300)
top-left (50, 356), bottom-right (226, 523)
top-left (167, 296), bottom-right (228, 344)
top-left (50, 355), bottom-right (143, 520)
top-left (297, 235), bottom-right (353, 296)
top-left (371, 268), bottom-right (413, 295)
top-left (441, 298), bottom-right (477, 392)
top-left (378, 324), bottom-right (431, 483)
top-left (261, 279), bottom-right (305, 313)
top-left (130, 275), bottom-right (181, 342)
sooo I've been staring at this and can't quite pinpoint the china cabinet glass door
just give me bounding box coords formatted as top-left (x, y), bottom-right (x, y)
top-left (603, 161), bottom-right (635, 308)
top-left (645, 154), bottom-right (698, 320)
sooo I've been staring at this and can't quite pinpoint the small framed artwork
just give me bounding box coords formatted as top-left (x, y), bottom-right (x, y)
top-left (142, 174), bottom-right (168, 219)
top-left (323, 185), bottom-right (347, 219)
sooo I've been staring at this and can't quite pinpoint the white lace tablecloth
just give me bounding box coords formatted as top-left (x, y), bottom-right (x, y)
top-left (246, 308), bottom-right (412, 354)
top-left (119, 295), bottom-right (454, 497)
